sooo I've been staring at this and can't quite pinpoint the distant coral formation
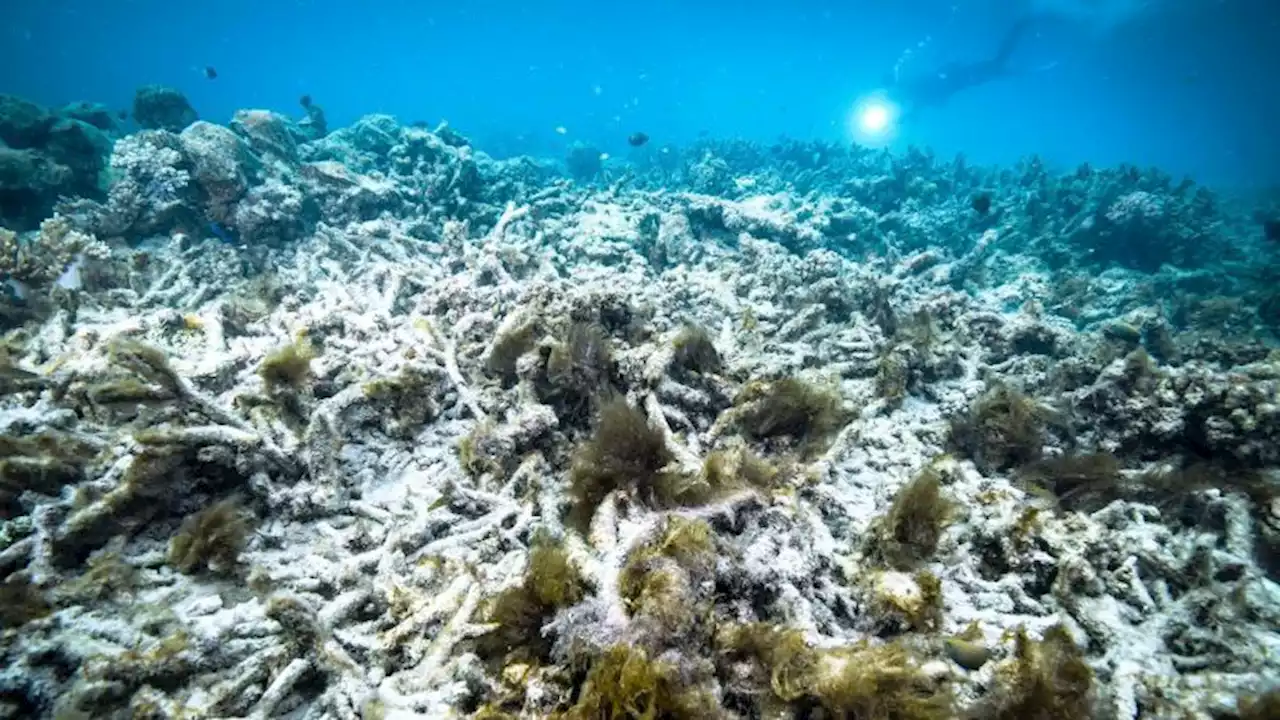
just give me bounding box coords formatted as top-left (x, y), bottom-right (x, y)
top-left (0, 94), bottom-right (114, 230)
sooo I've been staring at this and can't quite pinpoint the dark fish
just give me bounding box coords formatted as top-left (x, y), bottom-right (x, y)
top-left (627, 131), bottom-right (649, 147)
top-left (971, 191), bottom-right (993, 215)
top-left (300, 94), bottom-right (312, 108)
top-left (209, 221), bottom-right (236, 244)
top-left (204, 65), bottom-right (218, 80)
top-left (1265, 218), bottom-right (1280, 243)
top-left (117, 110), bottom-right (128, 120)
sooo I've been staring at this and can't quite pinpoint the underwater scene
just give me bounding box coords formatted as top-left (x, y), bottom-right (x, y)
top-left (2, 0), bottom-right (1280, 717)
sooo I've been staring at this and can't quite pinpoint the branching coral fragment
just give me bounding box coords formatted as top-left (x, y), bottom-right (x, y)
top-left (419, 317), bottom-right (488, 421)
top-left (107, 337), bottom-right (293, 471)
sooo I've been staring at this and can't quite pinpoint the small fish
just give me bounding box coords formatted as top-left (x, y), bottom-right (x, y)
top-left (1264, 218), bottom-right (1280, 243)
top-left (627, 132), bottom-right (649, 147)
top-left (599, 153), bottom-right (610, 161)
top-left (5, 278), bottom-right (29, 301)
top-left (554, 126), bottom-right (568, 135)
top-left (300, 94), bottom-right (312, 108)
top-left (209, 221), bottom-right (237, 244)
top-left (55, 254), bottom-right (84, 291)
top-left (971, 191), bottom-right (993, 215)
top-left (117, 109), bottom-right (128, 120)
top-left (203, 65), bottom-right (218, 80)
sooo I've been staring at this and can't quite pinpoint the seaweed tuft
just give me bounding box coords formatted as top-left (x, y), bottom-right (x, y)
top-left (548, 321), bottom-right (612, 392)
top-left (0, 349), bottom-right (47, 396)
top-left (561, 644), bottom-right (721, 719)
top-left (949, 384), bottom-right (1056, 473)
top-left (0, 572), bottom-right (51, 628)
top-left (810, 640), bottom-right (953, 719)
top-left (259, 338), bottom-right (316, 391)
top-left (871, 461), bottom-right (954, 569)
top-left (698, 446), bottom-right (782, 500)
top-left (671, 324), bottom-right (723, 377)
top-left (567, 398), bottom-right (674, 530)
top-left (544, 321), bottom-right (614, 423)
top-left (875, 348), bottom-right (911, 408)
top-left (1019, 452), bottom-right (1123, 512)
top-left (718, 623), bottom-right (953, 718)
top-left (361, 365), bottom-right (438, 437)
top-left (1238, 689), bottom-right (1280, 720)
top-left (618, 516), bottom-right (715, 637)
top-left (474, 533), bottom-right (587, 667)
top-left (736, 377), bottom-right (846, 450)
top-left (981, 624), bottom-right (1094, 720)
top-left (0, 430), bottom-right (98, 518)
top-left (485, 316), bottom-right (539, 382)
top-left (168, 496), bottom-right (254, 575)
top-left (85, 377), bottom-right (174, 406)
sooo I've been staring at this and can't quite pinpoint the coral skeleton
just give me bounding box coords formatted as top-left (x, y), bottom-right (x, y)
top-left (0, 96), bottom-right (1275, 720)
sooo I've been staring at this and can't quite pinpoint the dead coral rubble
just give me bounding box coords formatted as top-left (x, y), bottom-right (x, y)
top-left (0, 107), bottom-right (1278, 720)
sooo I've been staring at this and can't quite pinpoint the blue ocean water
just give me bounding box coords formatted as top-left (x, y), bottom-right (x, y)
top-left (2, 0), bottom-right (1277, 190)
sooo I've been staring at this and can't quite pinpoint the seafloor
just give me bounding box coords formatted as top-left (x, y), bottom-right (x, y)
top-left (0, 89), bottom-right (1278, 720)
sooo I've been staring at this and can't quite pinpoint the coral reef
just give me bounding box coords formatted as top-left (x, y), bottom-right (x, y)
top-left (0, 104), bottom-right (1276, 720)
top-left (131, 85), bottom-right (198, 133)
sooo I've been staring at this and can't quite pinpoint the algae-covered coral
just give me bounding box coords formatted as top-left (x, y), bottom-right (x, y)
top-left (566, 397), bottom-right (674, 528)
top-left (0, 86), bottom-right (1275, 720)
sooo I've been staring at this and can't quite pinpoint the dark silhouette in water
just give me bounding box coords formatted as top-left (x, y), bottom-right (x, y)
top-left (890, 17), bottom-right (1035, 116)
top-left (203, 66), bottom-right (218, 80)
top-left (298, 95), bottom-right (328, 139)
top-left (1264, 218), bottom-right (1280, 243)
top-left (971, 191), bottom-right (993, 215)
top-left (627, 132), bottom-right (649, 147)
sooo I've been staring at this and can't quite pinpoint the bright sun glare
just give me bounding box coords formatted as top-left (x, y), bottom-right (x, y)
top-left (849, 93), bottom-right (899, 147)
top-left (860, 103), bottom-right (890, 133)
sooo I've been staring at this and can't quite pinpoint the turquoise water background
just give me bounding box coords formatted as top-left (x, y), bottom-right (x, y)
top-left (2, 0), bottom-right (1276, 189)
